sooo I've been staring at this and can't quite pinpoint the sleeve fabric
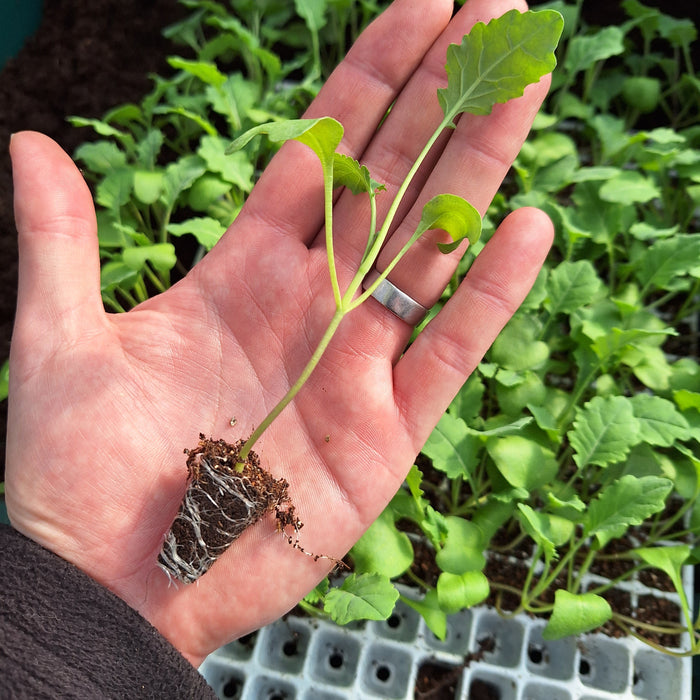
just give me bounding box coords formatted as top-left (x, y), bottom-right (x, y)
top-left (0, 523), bottom-right (216, 699)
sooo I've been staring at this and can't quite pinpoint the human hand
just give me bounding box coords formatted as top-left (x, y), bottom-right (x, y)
top-left (6, 0), bottom-right (553, 666)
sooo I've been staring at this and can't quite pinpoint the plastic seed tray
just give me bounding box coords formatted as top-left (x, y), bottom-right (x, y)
top-left (199, 568), bottom-right (693, 700)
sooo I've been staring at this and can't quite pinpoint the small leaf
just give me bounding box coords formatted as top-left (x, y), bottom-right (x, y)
top-left (634, 545), bottom-right (690, 595)
top-left (68, 116), bottom-right (135, 150)
top-left (630, 394), bottom-right (691, 447)
top-left (350, 509), bottom-right (413, 579)
top-left (168, 217), bottom-right (227, 251)
top-left (423, 412), bottom-right (479, 480)
top-left (491, 316), bottom-right (549, 371)
top-left (227, 117), bottom-right (343, 168)
top-left (414, 194), bottom-right (482, 252)
top-left (162, 156), bottom-right (207, 209)
top-left (0, 358), bottom-right (8, 402)
top-left (133, 170), bottom-right (164, 205)
top-left (543, 590), bottom-right (612, 640)
top-left (167, 56), bottom-right (227, 87)
top-left (295, 0), bottom-right (327, 32)
top-left (100, 260), bottom-right (138, 293)
top-left (438, 9), bottom-right (563, 121)
top-left (304, 577), bottom-right (330, 605)
top-left (198, 135), bottom-right (254, 192)
top-left (74, 141), bottom-right (127, 173)
top-left (545, 260), bottom-right (603, 316)
top-left (437, 571), bottom-right (489, 614)
top-left (332, 153), bottom-right (384, 195)
top-left (584, 475), bottom-right (672, 547)
top-left (486, 436), bottom-right (558, 490)
top-left (599, 171), bottom-right (660, 205)
top-left (323, 573), bottom-right (399, 625)
top-left (122, 243), bottom-right (177, 273)
top-left (401, 590), bottom-right (447, 641)
top-left (435, 516), bottom-right (485, 574)
top-left (517, 504), bottom-right (574, 563)
top-left (634, 235), bottom-right (700, 292)
top-left (569, 396), bottom-right (641, 469)
top-left (564, 26), bottom-right (625, 74)
top-left (188, 174), bottom-right (234, 212)
top-left (96, 169), bottom-right (133, 214)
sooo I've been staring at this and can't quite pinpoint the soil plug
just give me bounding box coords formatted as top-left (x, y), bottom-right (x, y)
top-left (158, 434), bottom-right (301, 584)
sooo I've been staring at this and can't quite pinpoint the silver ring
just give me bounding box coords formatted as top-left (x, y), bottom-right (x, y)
top-left (362, 269), bottom-right (428, 326)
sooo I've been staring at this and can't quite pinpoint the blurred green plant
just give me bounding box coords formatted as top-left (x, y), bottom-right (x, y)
top-left (301, 0), bottom-right (700, 656)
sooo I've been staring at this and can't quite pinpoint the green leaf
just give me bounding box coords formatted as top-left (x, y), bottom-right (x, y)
top-left (405, 464), bottom-right (425, 508)
top-left (122, 243), bottom-right (177, 273)
top-left (486, 436), bottom-right (558, 490)
top-left (332, 153), bottom-right (384, 195)
top-left (350, 509), bottom-right (413, 579)
top-left (167, 56), bottom-right (227, 87)
top-left (198, 136), bottom-right (254, 192)
top-left (74, 141), bottom-right (127, 174)
top-left (599, 171), bottom-right (660, 205)
top-left (584, 475), bottom-right (672, 547)
top-left (674, 389), bottom-right (700, 412)
top-left (633, 235), bottom-right (700, 293)
top-left (162, 156), bottom-right (207, 209)
top-left (436, 571), bottom-right (489, 614)
top-left (421, 506), bottom-right (450, 549)
top-left (188, 174), bottom-right (234, 212)
top-left (563, 26), bottom-right (625, 74)
top-left (401, 590), bottom-right (447, 641)
top-left (634, 545), bottom-right (690, 596)
top-left (168, 217), bottom-right (227, 251)
top-left (569, 396), bottom-right (641, 469)
top-left (491, 316), bottom-right (549, 371)
top-left (295, 0), bottom-right (327, 32)
top-left (630, 394), bottom-right (691, 447)
top-left (96, 169), bottom-right (133, 215)
top-left (228, 117), bottom-right (343, 166)
top-left (133, 170), bottom-right (164, 205)
top-left (100, 260), bottom-right (138, 294)
top-left (0, 358), bottom-right (9, 402)
top-left (323, 573), bottom-right (399, 625)
top-left (422, 413), bottom-right (478, 480)
top-left (545, 260), bottom-right (604, 316)
top-left (303, 577), bottom-right (330, 605)
top-left (136, 129), bottom-right (163, 169)
top-left (517, 504), bottom-right (574, 563)
top-left (435, 516), bottom-right (485, 575)
top-left (68, 116), bottom-right (135, 150)
top-left (438, 9), bottom-right (563, 121)
top-left (414, 194), bottom-right (482, 252)
top-left (542, 590), bottom-right (612, 640)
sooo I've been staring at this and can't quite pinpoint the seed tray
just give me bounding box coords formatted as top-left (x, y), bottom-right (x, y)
top-left (199, 564), bottom-right (693, 700)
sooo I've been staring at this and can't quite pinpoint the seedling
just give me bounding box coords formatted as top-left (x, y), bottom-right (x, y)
top-left (157, 9), bottom-right (564, 584)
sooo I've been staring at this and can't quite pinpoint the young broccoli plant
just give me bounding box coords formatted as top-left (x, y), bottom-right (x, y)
top-left (158, 9), bottom-right (564, 584)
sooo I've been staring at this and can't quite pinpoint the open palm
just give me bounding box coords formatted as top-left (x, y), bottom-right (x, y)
top-left (6, 0), bottom-right (553, 667)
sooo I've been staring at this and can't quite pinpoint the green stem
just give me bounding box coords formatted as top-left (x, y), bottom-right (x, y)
top-left (236, 117), bottom-right (450, 464)
top-left (238, 307), bottom-right (345, 463)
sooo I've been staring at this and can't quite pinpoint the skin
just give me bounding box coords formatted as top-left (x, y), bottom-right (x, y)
top-left (6, 0), bottom-right (553, 667)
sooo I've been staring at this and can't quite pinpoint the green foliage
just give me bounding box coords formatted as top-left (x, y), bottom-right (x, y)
top-left (70, 0), bottom-right (387, 311)
top-left (68, 0), bottom-right (700, 655)
top-left (302, 1), bottom-right (700, 655)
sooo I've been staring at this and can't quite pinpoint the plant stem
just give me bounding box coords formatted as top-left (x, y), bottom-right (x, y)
top-left (235, 118), bottom-right (451, 463)
top-left (238, 307), bottom-right (345, 463)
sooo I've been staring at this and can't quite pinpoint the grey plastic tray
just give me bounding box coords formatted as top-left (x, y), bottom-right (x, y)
top-left (200, 563), bottom-right (693, 700)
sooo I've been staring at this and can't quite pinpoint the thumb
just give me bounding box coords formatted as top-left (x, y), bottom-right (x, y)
top-left (11, 131), bottom-right (104, 351)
